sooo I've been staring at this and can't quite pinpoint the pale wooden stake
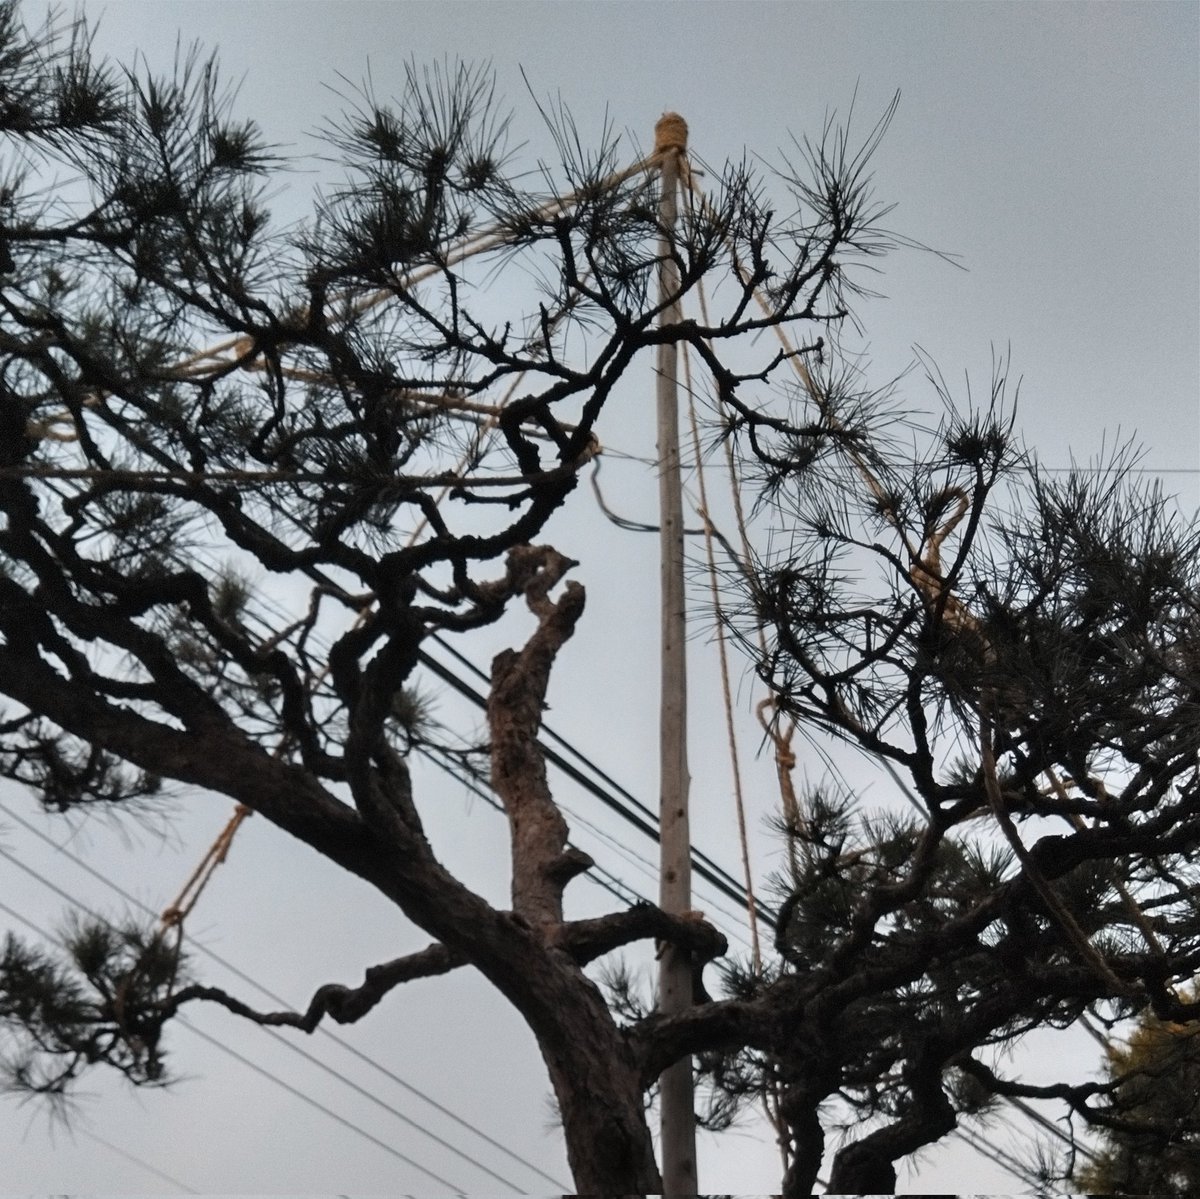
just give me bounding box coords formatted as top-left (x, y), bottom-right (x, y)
top-left (653, 112), bottom-right (698, 1197)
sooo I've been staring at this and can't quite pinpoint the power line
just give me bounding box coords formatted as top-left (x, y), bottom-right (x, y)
top-left (417, 741), bottom-right (758, 953)
top-left (203, 522), bottom-right (774, 941)
top-left (415, 695), bottom-right (1110, 1185)
top-left (178, 1015), bottom-right (468, 1192)
top-left (0, 866), bottom-right (469, 1192)
top-left (10, 408), bottom-right (1140, 1193)
top-left (237, 580), bottom-right (765, 950)
top-left (0, 836), bottom-right (531, 1194)
top-left (1040, 465), bottom-right (1199, 476)
top-left (1, 120), bottom-right (1163, 1195)
top-left (1005, 1093), bottom-right (1100, 1163)
top-left (0, 669), bottom-right (1076, 1194)
top-left (78, 1127), bottom-right (203, 1195)
top-left (236, 582), bottom-right (648, 931)
top-left (0, 643), bottom-right (1107, 1195)
top-left (952, 1123), bottom-right (1042, 1189)
top-left (0, 799), bottom-right (569, 1192)
top-left (422, 635), bottom-right (778, 932)
top-left (410, 709), bottom-right (1116, 1187)
top-left (0, 897), bottom-right (201, 1196)
top-left (2, 515), bottom-right (1110, 1190)
top-left (230, 1019), bottom-right (526, 1191)
top-left (416, 742), bottom-right (655, 913)
top-left (240, 568), bottom-right (768, 943)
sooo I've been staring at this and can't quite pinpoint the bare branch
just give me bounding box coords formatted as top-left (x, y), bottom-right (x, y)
top-left (167, 942), bottom-right (465, 1031)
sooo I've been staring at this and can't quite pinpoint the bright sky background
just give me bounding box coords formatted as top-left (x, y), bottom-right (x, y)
top-left (2, 1), bottom-right (1197, 1195)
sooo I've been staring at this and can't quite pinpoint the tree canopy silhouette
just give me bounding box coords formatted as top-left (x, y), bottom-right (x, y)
top-left (1, 6), bottom-right (1198, 1194)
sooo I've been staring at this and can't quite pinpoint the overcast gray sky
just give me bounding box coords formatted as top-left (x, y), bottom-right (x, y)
top-left (2, 1), bottom-right (1197, 1194)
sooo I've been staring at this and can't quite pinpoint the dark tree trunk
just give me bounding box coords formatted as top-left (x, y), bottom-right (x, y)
top-left (780, 1101), bottom-right (825, 1199)
top-left (536, 982), bottom-right (662, 1193)
top-left (826, 1145), bottom-right (898, 1194)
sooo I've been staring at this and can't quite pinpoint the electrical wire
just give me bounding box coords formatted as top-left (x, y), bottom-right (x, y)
top-left (1004, 1093), bottom-right (1100, 1163)
top-left (178, 1015), bottom-right (469, 1193)
top-left (1040, 466), bottom-right (1199, 475)
top-left (78, 1127), bottom-right (202, 1195)
top-left (6, 737), bottom-right (1067, 1190)
top-left (417, 740), bottom-right (756, 953)
top-left (19, 205), bottom-right (1159, 1199)
top-left (67, 427), bottom-right (771, 956)
top-left (414, 741), bottom-right (653, 913)
top-left (2, 517), bottom-right (1114, 1187)
top-left (0, 896), bottom-right (201, 1196)
top-left (231, 577), bottom-right (764, 950)
top-left (3, 120), bottom-right (1168, 1197)
top-left (0, 866), bottom-right (471, 1191)
top-left (237, 562), bottom-right (771, 942)
top-left (0, 872), bottom-right (473, 1193)
top-left (952, 1124), bottom-right (1043, 1189)
top-left (1, 503), bottom-right (1118, 1196)
top-left (0, 821), bottom-right (567, 1192)
top-left (423, 634), bottom-right (778, 932)
top-left (229, 1021), bottom-right (526, 1192)
top-left (409, 660), bottom-right (1114, 1182)
top-left (0, 625), bottom-right (1079, 1191)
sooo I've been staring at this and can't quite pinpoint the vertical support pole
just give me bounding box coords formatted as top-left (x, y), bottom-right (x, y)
top-left (653, 111), bottom-right (697, 1198)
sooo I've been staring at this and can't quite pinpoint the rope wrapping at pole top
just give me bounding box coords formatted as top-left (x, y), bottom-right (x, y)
top-left (654, 112), bottom-right (688, 157)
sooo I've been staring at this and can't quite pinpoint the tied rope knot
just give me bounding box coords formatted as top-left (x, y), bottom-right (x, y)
top-left (654, 112), bottom-right (688, 156)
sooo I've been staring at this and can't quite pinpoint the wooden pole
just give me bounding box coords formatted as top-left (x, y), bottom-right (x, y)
top-left (653, 111), bottom-right (697, 1197)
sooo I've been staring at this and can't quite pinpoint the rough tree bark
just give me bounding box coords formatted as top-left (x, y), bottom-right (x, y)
top-left (486, 545), bottom-right (661, 1192)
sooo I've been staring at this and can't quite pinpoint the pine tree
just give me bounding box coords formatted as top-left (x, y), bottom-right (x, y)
top-left (1075, 1001), bottom-right (1200, 1195)
top-left (0, 5), bottom-right (894, 1189)
top-left (1, 5), bottom-right (1199, 1195)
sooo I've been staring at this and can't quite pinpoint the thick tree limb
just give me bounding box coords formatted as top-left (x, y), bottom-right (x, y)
top-left (558, 901), bottom-right (727, 966)
top-left (633, 994), bottom-right (772, 1087)
top-left (487, 545), bottom-right (588, 929)
top-left (0, 642), bottom-right (370, 860)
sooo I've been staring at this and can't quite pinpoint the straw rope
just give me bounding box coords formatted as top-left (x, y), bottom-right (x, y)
top-left (680, 335), bottom-right (762, 969)
top-left (654, 112), bottom-right (688, 156)
top-left (680, 161), bottom-right (1142, 997)
top-left (674, 153), bottom-right (793, 1171)
top-left (680, 172), bottom-right (809, 878)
